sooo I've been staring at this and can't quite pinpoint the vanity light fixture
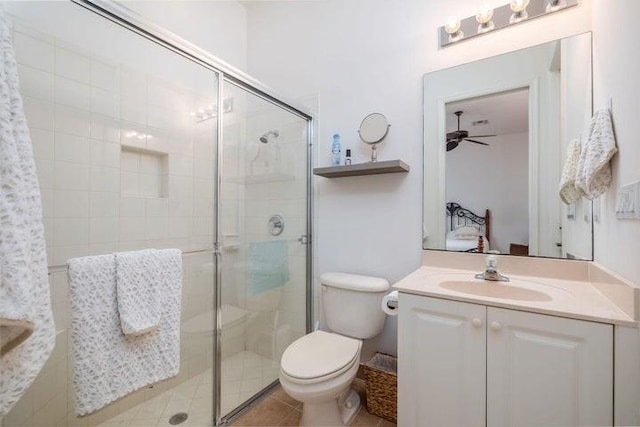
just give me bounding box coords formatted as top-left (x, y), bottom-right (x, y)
top-left (475, 5), bottom-right (495, 34)
top-left (444, 16), bottom-right (463, 42)
top-left (191, 97), bottom-right (234, 122)
top-left (509, 0), bottom-right (530, 23)
top-left (439, 0), bottom-right (578, 48)
top-left (546, 0), bottom-right (568, 13)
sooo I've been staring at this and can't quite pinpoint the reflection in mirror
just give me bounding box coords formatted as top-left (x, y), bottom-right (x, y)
top-left (423, 32), bottom-right (593, 260)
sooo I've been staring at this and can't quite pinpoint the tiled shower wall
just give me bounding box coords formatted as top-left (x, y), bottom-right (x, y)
top-left (2, 19), bottom-right (217, 427)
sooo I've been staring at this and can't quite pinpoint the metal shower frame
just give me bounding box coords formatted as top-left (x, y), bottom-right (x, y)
top-left (68, 1), bottom-right (315, 425)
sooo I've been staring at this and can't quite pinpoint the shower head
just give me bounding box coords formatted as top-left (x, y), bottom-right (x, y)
top-left (259, 130), bottom-right (279, 143)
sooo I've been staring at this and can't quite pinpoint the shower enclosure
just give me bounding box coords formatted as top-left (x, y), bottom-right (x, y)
top-left (1, 1), bottom-right (312, 426)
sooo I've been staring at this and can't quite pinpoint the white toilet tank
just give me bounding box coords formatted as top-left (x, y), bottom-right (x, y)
top-left (321, 272), bottom-right (390, 339)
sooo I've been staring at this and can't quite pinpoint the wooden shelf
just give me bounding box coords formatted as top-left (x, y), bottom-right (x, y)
top-left (313, 159), bottom-right (410, 178)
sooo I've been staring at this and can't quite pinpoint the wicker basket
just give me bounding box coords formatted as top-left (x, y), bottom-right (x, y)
top-left (363, 352), bottom-right (397, 423)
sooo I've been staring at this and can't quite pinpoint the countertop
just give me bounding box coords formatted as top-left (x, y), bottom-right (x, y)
top-left (393, 265), bottom-right (637, 327)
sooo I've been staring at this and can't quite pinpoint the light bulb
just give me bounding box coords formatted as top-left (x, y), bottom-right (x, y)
top-left (510, 0), bottom-right (530, 23)
top-left (510, 0), bottom-right (530, 12)
top-left (444, 16), bottom-right (461, 34)
top-left (476, 5), bottom-right (495, 33)
top-left (546, 0), bottom-right (567, 12)
top-left (475, 5), bottom-right (494, 24)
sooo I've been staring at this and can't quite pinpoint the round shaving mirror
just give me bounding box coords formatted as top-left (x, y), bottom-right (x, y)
top-left (358, 113), bottom-right (390, 162)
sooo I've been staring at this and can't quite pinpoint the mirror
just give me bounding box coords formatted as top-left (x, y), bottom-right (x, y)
top-left (358, 112), bottom-right (390, 162)
top-left (423, 32), bottom-right (593, 260)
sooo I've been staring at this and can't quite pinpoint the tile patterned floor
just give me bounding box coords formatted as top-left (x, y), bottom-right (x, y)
top-left (230, 385), bottom-right (396, 427)
top-left (98, 351), bottom-right (277, 427)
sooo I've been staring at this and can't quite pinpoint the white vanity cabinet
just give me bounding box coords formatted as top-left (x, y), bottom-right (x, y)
top-left (398, 293), bottom-right (613, 427)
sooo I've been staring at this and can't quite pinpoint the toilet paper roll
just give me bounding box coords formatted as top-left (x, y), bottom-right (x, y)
top-left (381, 291), bottom-right (399, 316)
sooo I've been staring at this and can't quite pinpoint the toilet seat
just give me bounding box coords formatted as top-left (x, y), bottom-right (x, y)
top-left (281, 330), bottom-right (361, 385)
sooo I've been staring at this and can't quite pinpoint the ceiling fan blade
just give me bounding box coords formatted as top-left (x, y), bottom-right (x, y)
top-left (446, 140), bottom-right (459, 151)
top-left (467, 134), bottom-right (496, 138)
top-left (464, 139), bottom-right (490, 146)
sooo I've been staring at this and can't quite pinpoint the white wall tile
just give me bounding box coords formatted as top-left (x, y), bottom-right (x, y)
top-left (121, 122), bottom-right (147, 149)
top-left (18, 64), bottom-right (54, 102)
top-left (90, 140), bottom-right (120, 168)
top-left (90, 166), bottom-right (120, 192)
top-left (13, 31), bottom-right (54, 72)
top-left (168, 154), bottom-right (193, 176)
top-left (40, 189), bottom-right (53, 218)
top-left (55, 47), bottom-right (90, 83)
top-left (54, 132), bottom-right (89, 164)
top-left (169, 176), bottom-right (194, 199)
top-left (169, 217), bottom-right (192, 238)
top-left (170, 198), bottom-right (193, 217)
top-left (120, 217), bottom-right (146, 241)
top-left (53, 190), bottom-right (89, 218)
top-left (120, 150), bottom-right (140, 173)
top-left (146, 217), bottom-right (169, 239)
top-left (91, 87), bottom-right (119, 118)
top-left (120, 197), bottom-right (146, 217)
top-left (90, 114), bottom-right (120, 143)
top-left (54, 218), bottom-right (89, 246)
top-left (89, 192), bottom-right (119, 218)
top-left (146, 198), bottom-right (169, 217)
top-left (140, 152), bottom-right (164, 175)
top-left (54, 162), bottom-right (90, 191)
top-left (139, 174), bottom-right (160, 197)
top-left (54, 76), bottom-right (90, 110)
top-left (90, 217), bottom-right (119, 244)
top-left (121, 171), bottom-right (140, 196)
top-left (90, 60), bottom-right (119, 92)
top-left (54, 105), bottom-right (90, 136)
top-left (30, 128), bottom-right (54, 160)
top-left (23, 97), bottom-right (55, 130)
top-left (34, 158), bottom-right (54, 189)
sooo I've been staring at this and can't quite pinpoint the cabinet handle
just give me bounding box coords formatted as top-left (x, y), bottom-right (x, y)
top-left (490, 321), bottom-right (502, 331)
top-left (472, 318), bottom-right (482, 328)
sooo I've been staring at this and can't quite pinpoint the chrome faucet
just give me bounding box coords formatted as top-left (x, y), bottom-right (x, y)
top-left (475, 250), bottom-right (509, 282)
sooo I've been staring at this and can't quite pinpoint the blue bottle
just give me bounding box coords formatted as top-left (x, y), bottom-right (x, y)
top-left (331, 133), bottom-right (341, 166)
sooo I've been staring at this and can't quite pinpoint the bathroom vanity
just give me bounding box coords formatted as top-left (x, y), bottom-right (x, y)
top-left (395, 252), bottom-right (639, 427)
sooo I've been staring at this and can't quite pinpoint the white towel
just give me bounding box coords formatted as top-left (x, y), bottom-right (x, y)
top-left (116, 249), bottom-right (162, 335)
top-left (0, 8), bottom-right (55, 416)
top-left (559, 139), bottom-right (584, 204)
top-left (68, 249), bottom-right (182, 416)
top-left (575, 109), bottom-right (618, 199)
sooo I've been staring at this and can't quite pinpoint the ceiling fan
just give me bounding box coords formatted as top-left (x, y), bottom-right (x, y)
top-left (446, 110), bottom-right (496, 152)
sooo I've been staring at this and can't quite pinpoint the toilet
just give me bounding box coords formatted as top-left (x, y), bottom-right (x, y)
top-left (279, 272), bottom-right (390, 426)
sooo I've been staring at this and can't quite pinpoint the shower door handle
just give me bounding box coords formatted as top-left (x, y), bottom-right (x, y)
top-left (298, 235), bottom-right (310, 245)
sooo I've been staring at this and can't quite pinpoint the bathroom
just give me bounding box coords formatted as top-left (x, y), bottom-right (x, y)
top-left (0, 0), bottom-right (638, 426)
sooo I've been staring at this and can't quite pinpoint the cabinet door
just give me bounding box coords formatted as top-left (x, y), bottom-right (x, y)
top-left (398, 294), bottom-right (486, 427)
top-left (487, 307), bottom-right (613, 426)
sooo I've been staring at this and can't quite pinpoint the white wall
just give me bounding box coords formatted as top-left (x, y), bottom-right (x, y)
top-left (446, 132), bottom-right (529, 254)
top-left (118, 0), bottom-right (248, 71)
top-left (592, 0), bottom-right (640, 285)
top-left (245, 0), bottom-right (592, 356)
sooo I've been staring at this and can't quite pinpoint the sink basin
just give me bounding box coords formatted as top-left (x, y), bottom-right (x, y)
top-left (424, 272), bottom-right (572, 302)
top-left (439, 280), bottom-right (552, 302)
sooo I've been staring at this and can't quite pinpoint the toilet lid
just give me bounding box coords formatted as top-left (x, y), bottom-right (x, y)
top-left (281, 331), bottom-right (361, 381)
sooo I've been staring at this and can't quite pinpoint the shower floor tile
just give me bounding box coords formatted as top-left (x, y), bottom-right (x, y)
top-left (97, 351), bottom-right (276, 427)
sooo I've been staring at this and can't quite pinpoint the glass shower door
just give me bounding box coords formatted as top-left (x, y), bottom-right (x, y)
top-left (218, 80), bottom-right (309, 419)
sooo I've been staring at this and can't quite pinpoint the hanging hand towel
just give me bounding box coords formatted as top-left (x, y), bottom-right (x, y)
top-left (115, 249), bottom-right (162, 335)
top-left (559, 139), bottom-right (584, 204)
top-left (0, 7), bottom-right (55, 416)
top-left (575, 109), bottom-right (618, 199)
top-left (69, 249), bottom-right (182, 416)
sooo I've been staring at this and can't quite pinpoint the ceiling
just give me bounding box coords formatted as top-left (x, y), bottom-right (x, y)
top-left (445, 89), bottom-right (529, 136)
